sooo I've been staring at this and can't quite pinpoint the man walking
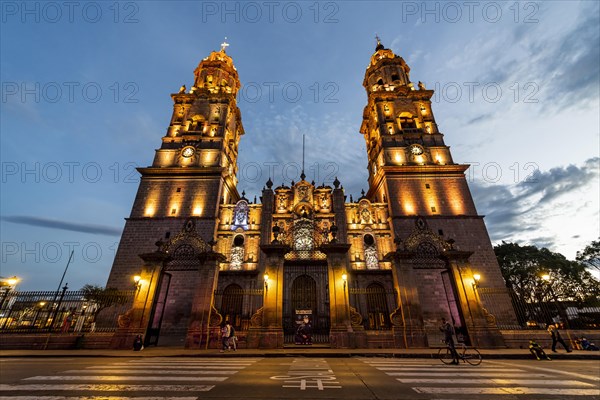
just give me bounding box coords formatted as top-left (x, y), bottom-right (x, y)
top-left (548, 323), bottom-right (571, 352)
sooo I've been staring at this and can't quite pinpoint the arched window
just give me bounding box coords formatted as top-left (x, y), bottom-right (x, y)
top-left (366, 283), bottom-right (390, 330)
top-left (364, 234), bottom-right (378, 269)
top-left (399, 114), bottom-right (417, 130)
top-left (221, 284), bottom-right (243, 329)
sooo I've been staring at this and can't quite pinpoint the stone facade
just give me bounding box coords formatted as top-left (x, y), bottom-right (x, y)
top-left (107, 41), bottom-right (516, 349)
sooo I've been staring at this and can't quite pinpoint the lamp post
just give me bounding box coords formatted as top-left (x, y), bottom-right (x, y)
top-left (0, 276), bottom-right (19, 310)
top-left (541, 273), bottom-right (569, 328)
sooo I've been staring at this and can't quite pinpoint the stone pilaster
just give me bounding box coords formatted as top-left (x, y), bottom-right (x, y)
top-left (185, 251), bottom-right (226, 349)
top-left (441, 250), bottom-right (506, 348)
top-left (320, 243), bottom-right (360, 348)
top-left (246, 244), bottom-right (289, 348)
top-left (110, 251), bottom-right (170, 349)
top-left (385, 250), bottom-right (427, 348)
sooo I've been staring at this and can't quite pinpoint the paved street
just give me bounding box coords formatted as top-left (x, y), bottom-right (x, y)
top-left (0, 356), bottom-right (598, 399)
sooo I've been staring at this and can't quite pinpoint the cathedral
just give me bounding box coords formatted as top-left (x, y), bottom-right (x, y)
top-left (106, 40), bottom-right (516, 349)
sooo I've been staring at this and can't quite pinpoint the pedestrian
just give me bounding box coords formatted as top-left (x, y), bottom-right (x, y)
top-left (580, 337), bottom-right (599, 351)
top-left (61, 311), bottom-right (74, 333)
top-left (528, 339), bottom-right (551, 360)
top-left (548, 323), bottom-right (571, 353)
top-left (440, 317), bottom-right (460, 365)
top-left (220, 321), bottom-right (231, 352)
top-left (228, 323), bottom-right (237, 351)
top-left (133, 334), bottom-right (143, 351)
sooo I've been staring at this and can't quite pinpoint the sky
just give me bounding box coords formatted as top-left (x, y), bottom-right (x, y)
top-left (1, 1), bottom-right (599, 291)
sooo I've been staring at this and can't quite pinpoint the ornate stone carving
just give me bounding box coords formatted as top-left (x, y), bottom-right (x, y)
top-left (209, 306), bottom-right (223, 327)
top-left (390, 307), bottom-right (404, 327)
top-left (250, 307), bottom-right (264, 327)
top-left (117, 309), bottom-right (133, 328)
top-left (349, 306), bottom-right (363, 327)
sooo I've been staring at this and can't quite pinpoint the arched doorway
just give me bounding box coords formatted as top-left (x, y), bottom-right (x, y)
top-left (283, 266), bottom-right (330, 344)
top-left (220, 284), bottom-right (243, 329)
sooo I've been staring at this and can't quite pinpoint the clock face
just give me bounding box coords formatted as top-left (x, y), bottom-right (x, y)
top-left (182, 147), bottom-right (195, 158)
top-left (410, 145), bottom-right (424, 155)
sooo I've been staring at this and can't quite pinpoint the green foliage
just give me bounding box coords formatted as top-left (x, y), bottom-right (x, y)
top-left (576, 239), bottom-right (600, 271)
top-left (494, 241), bottom-right (600, 305)
top-left (80, 284), bottom-right (132, 320)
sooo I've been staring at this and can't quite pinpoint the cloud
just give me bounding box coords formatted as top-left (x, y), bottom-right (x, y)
top-left (472, 157), bottom-right (600, 249)
top-left (1, 216), bottom-right (122, 236)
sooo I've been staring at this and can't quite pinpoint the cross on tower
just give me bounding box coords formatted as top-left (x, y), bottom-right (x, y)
top-left (221, 37), bottom-right (230, 52)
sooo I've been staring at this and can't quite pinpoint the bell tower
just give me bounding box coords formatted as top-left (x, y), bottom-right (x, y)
top-left (361, 39), bottom-right (513, 346)
top-left (106, 42), bottom-right (244, 291)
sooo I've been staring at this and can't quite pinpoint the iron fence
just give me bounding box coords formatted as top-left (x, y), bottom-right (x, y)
top-left (478, 287), bottom-right (600, 330)
top-left (0, 289), bottom-right (134, 334)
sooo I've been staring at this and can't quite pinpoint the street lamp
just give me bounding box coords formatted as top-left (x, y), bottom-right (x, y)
top-left (540, 272), bottom-right (568, 328)
top-left (472, 273), bottom-right (481, 289)
top-left (0, 276), bottom-right (19, 310)
top-left (342, 273), bottom-right (347, 289)
top-left (133, 275), bottom-right (142, 291)
top-left (263, 272), bottom-right (269, 291)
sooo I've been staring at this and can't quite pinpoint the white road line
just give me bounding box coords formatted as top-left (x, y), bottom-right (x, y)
top-left (485, 360), bottom-right (600, 382)
top-left (387, 372), bottom-right (552, 377)
top-left (376, 367), bottom-right (523, 371)
top-left (128, 360), bottom-right (258, 363)
top-left (23, 376), bottom-right (228, 382)
top-left (64, 369), bottom-right (237, 375)
top-left (86, 365), bottom-right (242, 370)
top-left (0, 384), bottom-right (214, 392)
top-left (123, 362), bottom-right (254, 366)
top-left (0, 397), bottom-right (200, 400)
top-left (412, 387), bottom-right (600, 395)
top-left (397, 378), bottom-right (594, 386)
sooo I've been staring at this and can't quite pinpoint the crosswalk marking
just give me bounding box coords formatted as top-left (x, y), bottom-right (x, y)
top-left (64, 369), bottom-right (237, 375)
top-left (86, 365), bottom-right (242, 370)
top-left (386, 372), bottom-right (552, 377)
top-left (360, 358), bottom-right (599, 397)
top-left (396, 378), bottom-right (594, 386)
top-left (24, 376), bottom-right (228, 382)
top-left (413, 387), bottom-right (600, 395)
top-left (0, 384), bottom-right (214, 392)
top-left (376, 367), bottom-right (522, 371)
top-left (0, 397), bottom-right (200, 400)
top-left (1, 357), bottom-right (261, 399)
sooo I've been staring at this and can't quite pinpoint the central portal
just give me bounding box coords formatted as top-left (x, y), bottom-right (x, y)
top-left (283, 264), bottom-right (330, 344)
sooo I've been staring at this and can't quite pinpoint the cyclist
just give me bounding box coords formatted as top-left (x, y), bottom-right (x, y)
top-left (440, 317), bottom-right (460, 365)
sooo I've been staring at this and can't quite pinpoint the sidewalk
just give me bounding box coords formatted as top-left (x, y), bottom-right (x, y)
top-left (1, 347), bottom-right (599, 359)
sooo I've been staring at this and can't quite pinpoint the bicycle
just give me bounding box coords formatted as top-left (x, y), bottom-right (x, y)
top-left (438, 342), bottom-right (482, 365)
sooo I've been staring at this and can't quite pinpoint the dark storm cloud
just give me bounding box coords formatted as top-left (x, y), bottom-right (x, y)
top-left (472, 158), bottom-right (599, 246)
top-left (1, 216), bottom-right (122, 236)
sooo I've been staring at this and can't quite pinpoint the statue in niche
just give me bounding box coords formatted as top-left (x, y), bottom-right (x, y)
top-left (297, 185), bottom-right (309, 200)
top-left (320, 194), bottom-right (329, 209)
top-left (361, 208), bottom-right (372, 224)
top-left (278, 195), bottom-right (287, 210)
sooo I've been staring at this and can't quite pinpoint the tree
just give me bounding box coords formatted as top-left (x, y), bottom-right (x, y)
top-left (576, 239), bottom-right (600, 271)
top-left (494, 242), bottom-right (600, 305)
top-left (80, 284), bottom-right (132, 322)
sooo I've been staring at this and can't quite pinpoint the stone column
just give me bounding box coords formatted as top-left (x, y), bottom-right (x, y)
top-left (246, 244), bottom-right (289, 348)
top-left (385, 250), bottom-right (427, 348)
top-left (441, 250), bottom-right (506, 348)
top-left (320, 243), bottom-right (362, 348)
top-left (185, 251), bottom-right (226, 349)
top-left (110, 251), bottom-right (170, 349)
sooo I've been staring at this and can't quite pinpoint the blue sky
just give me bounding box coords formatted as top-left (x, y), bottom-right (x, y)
top-left (1, 1), bottom-right (599, 290)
